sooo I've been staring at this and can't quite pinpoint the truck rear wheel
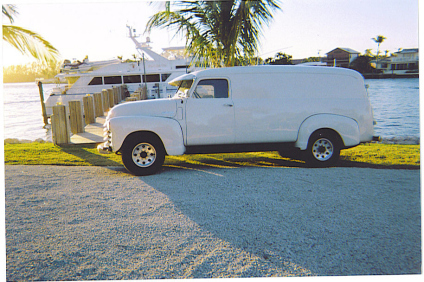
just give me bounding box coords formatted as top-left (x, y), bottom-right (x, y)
top-left (121, 132), bottom-right (165, 176)
top-left (305, 130), bottom-right (341, 167)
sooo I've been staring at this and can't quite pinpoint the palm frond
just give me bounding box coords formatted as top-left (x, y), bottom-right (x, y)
top-left (146, 0), bottom-right (281, 67)
top-left (3, 25), bottom-right (60, 64)
top-left (2, 4), bottom-right (18, 24)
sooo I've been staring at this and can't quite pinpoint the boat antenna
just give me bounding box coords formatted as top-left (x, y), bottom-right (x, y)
top-left (126, 25), bottom-right (168, 64)
top-left (127, 25), bottom-right (139, 38)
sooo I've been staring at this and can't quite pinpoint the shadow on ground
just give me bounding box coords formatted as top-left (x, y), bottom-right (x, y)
top-left (59, 144), bottom-right (122, 167)
top-left (142, 165), bottom-right (421, 276)
top-left (162, 153), bottom-right (419, 172)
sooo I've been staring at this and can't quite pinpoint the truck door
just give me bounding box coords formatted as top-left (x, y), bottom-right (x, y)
top-left (184, 79), bottom-right (235, 146)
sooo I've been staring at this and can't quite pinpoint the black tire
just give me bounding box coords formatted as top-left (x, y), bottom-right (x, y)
top-left (121, 132), bottom-right (165, 176)
top-left (304, 130), bottom-right (341, 167)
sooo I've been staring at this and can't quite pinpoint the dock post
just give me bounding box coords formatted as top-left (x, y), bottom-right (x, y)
top-left (107, 88), bottom-right (114, 108)
top-left (83, 95), bottom-right (95, 124)
top-left (120, 85), bottom-right (125, 100)
top-left (101, 89), bottom-right (109, 113)
top-left (93, 92), bottom-right (103, 117)
top-left (51, 104), bottom-right (69, 145)
top-left (141, 84), bottom-right (148, 100)
top-left (122, 84), bottom-right (129, 99)
top-left (131, 91), bottom-right (141, 100)
top-left (155, 83), bottom-right (160, 98)
top-left (37, 81), bottom-right (49, 126)
top-left (117, 85), bottom-right (123, 101)
top-left (69, 100), bottom-right (84, 134)
top-left (113, 86), bottom-right (119, 105)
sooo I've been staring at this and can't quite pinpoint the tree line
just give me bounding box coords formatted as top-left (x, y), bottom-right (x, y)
top-left (3, 61), bottom-right (61, 83)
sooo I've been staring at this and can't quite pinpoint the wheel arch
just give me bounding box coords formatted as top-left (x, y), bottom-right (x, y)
top-left (308, 128), bottom-right (343, 147)
top-left (120, 131), bottom-right (164, 152)
top-left (109, 116), bottom-right (186, 155)
top-left (295, 114), bottom-right (360, 150)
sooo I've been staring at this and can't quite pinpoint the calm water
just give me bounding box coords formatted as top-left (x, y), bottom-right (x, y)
top-left (3, 82), bottom-right (57, 142)
top-left (366, 78), bottom-right (420, 139)
top-left (2, 78), bottom-right (420, 142)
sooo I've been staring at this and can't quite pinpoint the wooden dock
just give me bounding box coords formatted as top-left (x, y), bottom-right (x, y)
top-left (50, 85), bottom-right (147, 145)
top-left (70, 116), bottom-right (106, 144)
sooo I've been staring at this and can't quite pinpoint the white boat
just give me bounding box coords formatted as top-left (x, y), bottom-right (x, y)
top-left (45, 26), bottom-right (199, 116)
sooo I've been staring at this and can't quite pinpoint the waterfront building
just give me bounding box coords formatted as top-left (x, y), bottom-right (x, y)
top-left (324, 48), bottom-right (360, 68)
top-left (372, 48), bottom-right (419, 76)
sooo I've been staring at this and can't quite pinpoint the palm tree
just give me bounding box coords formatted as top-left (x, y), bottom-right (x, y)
top-left (265, 52), bottom-right (292, 65)
top-left (371, 35), bottom-right (386, 70)
top-left (2, 4), bottom-right (60, 64)
top-left (372, 35), bottom-right (386, 58)
top-left (145, 0), bottom-right (281, 67)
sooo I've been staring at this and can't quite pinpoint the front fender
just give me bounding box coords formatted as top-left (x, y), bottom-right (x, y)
top-left (109, 116), bottom-right (185, 155)
top-left (295, 114), bottom-right (360, 150)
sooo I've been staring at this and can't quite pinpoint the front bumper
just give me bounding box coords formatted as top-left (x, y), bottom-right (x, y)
top-left (97, 121), bottom-right (113, 154)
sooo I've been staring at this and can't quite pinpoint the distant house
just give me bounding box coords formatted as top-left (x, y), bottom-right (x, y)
top-left (325, 48), bottom-right (360, 68)
top-left (373, 48), bottom-right (419, 76)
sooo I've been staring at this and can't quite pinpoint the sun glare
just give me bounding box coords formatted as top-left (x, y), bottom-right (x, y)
top-left (2, 43), bottom-right (37, 67)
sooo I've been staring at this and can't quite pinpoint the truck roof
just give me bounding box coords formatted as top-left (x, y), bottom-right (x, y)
top-left (170, 65), bottom-right (363, 84)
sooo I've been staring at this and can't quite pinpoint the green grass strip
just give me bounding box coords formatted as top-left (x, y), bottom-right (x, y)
top-left (3, 142), bottom-right (420, 169)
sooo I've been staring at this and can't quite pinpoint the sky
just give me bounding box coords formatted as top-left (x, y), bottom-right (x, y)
top-left (1, 0), bottom-right (420, 67)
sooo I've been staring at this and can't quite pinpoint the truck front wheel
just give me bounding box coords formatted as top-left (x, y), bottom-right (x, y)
top-left (121, 133), bottom-right (165, 176)
top-left (305, 130), bottom-right (341, 167)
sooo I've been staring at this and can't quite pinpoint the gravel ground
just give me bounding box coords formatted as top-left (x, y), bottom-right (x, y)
top-left (4, 165), bottom-right (421, 280)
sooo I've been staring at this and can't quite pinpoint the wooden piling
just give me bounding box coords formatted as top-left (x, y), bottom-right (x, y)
top-left (113, 86), bottom-right (119, 105)
top-left (155, 83), bottom-right (160, 98)
top-left (51, 104), bottom-right (69, 144)
top-left (93, 92), bottom-right (103, 117)
top-left (101, 89), bottom-right (109, 112)
top-left (117, 85), bottom-right (123, 101)
top-left (141, 84), bottom-right (148, 100)
top-left (83, 95), bottom-right (95, 124)
top-left (107, 88), bottom-right (114, 108)
top-left (37, 81), bottom-right (49, 126)
top-left (131, 92), bottom-right (141, 100)
top-left (122, 84), bottom-right (129, 99)
top-left (68, 100), bottom-right (84, 134)
top-left (121, 85), bottom-right (126, 100)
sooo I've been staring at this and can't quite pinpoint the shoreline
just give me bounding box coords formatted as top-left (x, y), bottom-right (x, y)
top-left (362, 73), bottom-right (419, 79)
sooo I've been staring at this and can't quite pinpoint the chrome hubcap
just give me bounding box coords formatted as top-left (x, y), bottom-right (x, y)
top-left (312, 138), bottom-right (334, 161)
top-left (132, 143), bottom-right (156, 167)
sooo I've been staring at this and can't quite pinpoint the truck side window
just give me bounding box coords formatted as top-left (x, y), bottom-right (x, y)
top-left (194, 79), bottom-right (228, 98)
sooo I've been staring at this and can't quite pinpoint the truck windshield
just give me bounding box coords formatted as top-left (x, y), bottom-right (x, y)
top-left (173, 79), bottom-right (194, 98)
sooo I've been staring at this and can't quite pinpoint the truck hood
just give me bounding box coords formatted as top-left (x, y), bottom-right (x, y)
top-left (107, 99), bottom-right (177, 120)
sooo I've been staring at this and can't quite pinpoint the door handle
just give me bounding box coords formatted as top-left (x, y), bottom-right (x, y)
top-left (223, 104), bottom-right (233, 107)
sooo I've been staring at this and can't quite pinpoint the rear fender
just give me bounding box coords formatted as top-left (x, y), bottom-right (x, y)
top-left (109, 116), bottom-right (185, 155)
top-left (295, 114), bottom-right (360, 150)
